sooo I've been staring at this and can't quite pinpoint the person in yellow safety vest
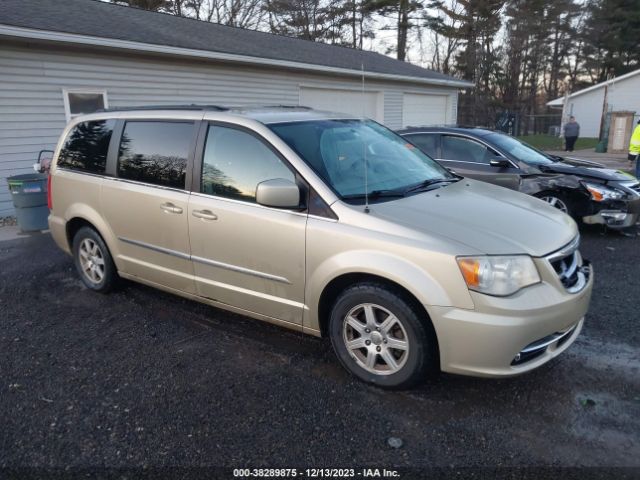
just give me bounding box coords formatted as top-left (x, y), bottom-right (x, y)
top-left (629, 119), bottom-right (640, 179)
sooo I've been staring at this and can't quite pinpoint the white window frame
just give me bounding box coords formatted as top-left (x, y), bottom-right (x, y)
top-left (62, 89), bottom-right (109, 123)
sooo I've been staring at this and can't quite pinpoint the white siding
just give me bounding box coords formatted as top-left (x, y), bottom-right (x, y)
top-left (566, 73), bottom-right (640, 138)
top-left (567, 89), bottom-right (606, 138)
top-left (0, 42), bottom-right (460, 216)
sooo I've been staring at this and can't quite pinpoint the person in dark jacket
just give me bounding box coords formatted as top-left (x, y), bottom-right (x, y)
top-left (563, 116), bottom-right (580, 152)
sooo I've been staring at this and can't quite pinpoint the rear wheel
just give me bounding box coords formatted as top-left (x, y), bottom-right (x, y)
top-left (329, 282), bottom-right (438, 389)
top-left (72, 226), bottom-right (118, 293)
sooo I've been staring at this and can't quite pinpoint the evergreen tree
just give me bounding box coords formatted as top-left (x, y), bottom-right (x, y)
top-left (582, 0), bottom-right (640, 82)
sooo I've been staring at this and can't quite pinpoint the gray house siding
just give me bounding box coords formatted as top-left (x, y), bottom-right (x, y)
top-left (0, 41), bottom-right (459, 216)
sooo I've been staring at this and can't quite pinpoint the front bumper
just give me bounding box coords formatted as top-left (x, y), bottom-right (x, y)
top-left (427, 261), bottom-right (593, 377)
top-left (583, 210), bottom-right (639, 228)
top-left (582, 194), bottom-right (640, 229)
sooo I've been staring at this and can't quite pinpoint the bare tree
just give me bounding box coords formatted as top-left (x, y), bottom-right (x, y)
top-left (425, 0), bottom-right (461, 74)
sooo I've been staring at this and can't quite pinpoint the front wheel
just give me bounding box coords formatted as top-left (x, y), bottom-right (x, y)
top-left (535, 192), bottom-right (574, 218)
top-left (329, 282), bottom-right (438, 389)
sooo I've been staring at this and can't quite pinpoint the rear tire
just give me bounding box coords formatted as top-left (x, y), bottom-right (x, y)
top-left (329, 282), bottom-right (438, 389)
top-left (72, 226), bottom-right (118, 293)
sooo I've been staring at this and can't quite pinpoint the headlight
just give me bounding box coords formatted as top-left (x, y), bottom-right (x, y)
top-left (457, 255), bottom-right (540, 296)
top-left (583, 182), bottom-right (625, 202)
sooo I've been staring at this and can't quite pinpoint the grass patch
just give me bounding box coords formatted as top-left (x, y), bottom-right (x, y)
top-left (516, 134), bottom-right (600, 151)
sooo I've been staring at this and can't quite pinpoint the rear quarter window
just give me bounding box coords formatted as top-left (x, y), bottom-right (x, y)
top-left (57, 120), bottom-right (115, 174)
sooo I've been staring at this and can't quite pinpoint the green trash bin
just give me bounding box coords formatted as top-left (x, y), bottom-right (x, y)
top-left (6, 173), bottom-right (49, 232)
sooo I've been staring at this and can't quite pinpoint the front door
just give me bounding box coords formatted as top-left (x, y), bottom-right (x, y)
top-left (438, 134), bottom-right (522, 190)
top-left (188, 123), bottom-right (306, 325)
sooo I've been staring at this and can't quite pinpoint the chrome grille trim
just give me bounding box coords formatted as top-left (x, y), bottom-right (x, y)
top-left (545, 235), bottom-right (580, 263)
top-left (545, 236), bottom-right (590, 294)
top-left (558, 250), bottom-right (579, 282)
top-left (521, 324), bottom-right (577, 354)
top-left (511, 323), bottom-right (580, 366)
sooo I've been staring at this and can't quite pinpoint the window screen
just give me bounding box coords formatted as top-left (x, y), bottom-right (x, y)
top-left (201, 125), bottom-right (295, 203)
top-left (57, 120), bottom-right (115, 174)
top-left (67, 92), bottom-right (106, 116)
top-left (117, 121), bottom-right (193, 189)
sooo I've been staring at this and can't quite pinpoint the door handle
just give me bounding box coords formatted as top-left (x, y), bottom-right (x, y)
top-left (160, 202), bottom-right (183, 214)
top-left (192, 209), bottom-right (218, 221)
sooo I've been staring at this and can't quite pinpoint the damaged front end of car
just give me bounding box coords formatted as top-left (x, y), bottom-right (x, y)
top-left (520, 173), bottom-right (640, 229)
top-left (581, 180), bottom-right (640, 229)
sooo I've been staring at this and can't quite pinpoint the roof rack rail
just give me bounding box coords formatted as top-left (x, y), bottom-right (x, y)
top-left (98, 104), bottom-right (229, 112)
top-left (262, 105), bottom-right (312, 109)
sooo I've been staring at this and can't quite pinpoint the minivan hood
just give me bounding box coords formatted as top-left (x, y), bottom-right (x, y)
top-left (371, 179), bottom-right (577, 257)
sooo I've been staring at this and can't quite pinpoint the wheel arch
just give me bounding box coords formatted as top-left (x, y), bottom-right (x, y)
top-left (307, 250), bottom-right (470, 338)
top-left (63, 204), bottom-right (121, 269)
top-left (317, 272), bottom-right (435, 338)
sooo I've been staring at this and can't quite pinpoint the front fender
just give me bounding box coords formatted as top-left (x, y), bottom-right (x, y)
top-left (304, 249), bottom-right (474, 333)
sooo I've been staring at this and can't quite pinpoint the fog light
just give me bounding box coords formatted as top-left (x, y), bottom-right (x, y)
top-left (513, 353), bottom-right (521, 363)
top-left (601, 212), bottom-right (627, 222)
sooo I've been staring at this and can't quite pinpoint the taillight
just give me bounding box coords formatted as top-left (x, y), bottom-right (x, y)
top-left (47, 174), bottom-right (52, 210)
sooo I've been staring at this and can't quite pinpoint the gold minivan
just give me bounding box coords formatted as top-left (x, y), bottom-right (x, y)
top-left (47, 106), bottom-right (593, 388)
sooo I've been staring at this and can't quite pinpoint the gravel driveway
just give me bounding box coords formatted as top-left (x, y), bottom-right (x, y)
top-left (0, 227), bottom-right (639, 474)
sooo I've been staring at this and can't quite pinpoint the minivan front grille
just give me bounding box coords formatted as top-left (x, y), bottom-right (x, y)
top-left (546, 236), bottom-right (590, 294)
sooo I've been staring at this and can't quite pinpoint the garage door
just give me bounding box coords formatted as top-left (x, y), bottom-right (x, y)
top-left (299, 87), bottom-right (382, 121)
top-left (402, 93), bottom-right (448, 127)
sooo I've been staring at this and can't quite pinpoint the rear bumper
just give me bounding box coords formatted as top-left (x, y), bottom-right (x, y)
top-left (48, 214), bottom-right (70, 255)
top-left (427, 265), bottom-right (593, 377)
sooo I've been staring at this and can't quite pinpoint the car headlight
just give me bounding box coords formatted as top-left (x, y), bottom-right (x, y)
top-left (457, 255), bottom-right (541, 296)
top-left (583, 182), bottom-right (625, 202)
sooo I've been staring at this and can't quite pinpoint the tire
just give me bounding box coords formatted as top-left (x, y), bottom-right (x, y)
top-left (329, 282), bottom-right (438, 389)
top-left (72, 226), bottom-right (118, 293)
top-left (535, 191), bottom-right (574, 218)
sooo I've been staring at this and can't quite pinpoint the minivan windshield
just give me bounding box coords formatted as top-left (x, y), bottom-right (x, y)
top-left (485, 133), bottom-right (554, 166)
top-left (269, 119), bottom-right (454, 201)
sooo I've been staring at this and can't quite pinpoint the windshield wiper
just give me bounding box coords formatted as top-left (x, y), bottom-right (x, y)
top-left (342, 189), bottom-right (406, 200)
top-left (403, 178), bottom-right (460, 195)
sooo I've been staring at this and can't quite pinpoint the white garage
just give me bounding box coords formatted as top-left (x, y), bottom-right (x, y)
top-left (402, 93), bottom-right (449, 128)
top-left (547, 68), bottom-right (640, 138)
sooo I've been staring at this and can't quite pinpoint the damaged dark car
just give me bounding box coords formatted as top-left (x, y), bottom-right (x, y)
top-left (397, 126), bottom-right (640, 230)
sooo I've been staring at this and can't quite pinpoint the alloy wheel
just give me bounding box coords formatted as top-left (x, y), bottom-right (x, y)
top-left (342, 303), bottom-right (409, 375)
top-left (540, 195), bottom-right (569, 214)
top-left (78, 238), bottom-right (105, 284)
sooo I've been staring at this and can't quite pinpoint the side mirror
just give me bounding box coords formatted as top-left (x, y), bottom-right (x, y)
top-left (256, 178), bottom-right (300, 209)
top-left (489, 158), bottom-right (511, 168)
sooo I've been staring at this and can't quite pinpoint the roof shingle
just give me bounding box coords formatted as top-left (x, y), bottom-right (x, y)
top-left (0, 0), bottom-right (470, 86)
